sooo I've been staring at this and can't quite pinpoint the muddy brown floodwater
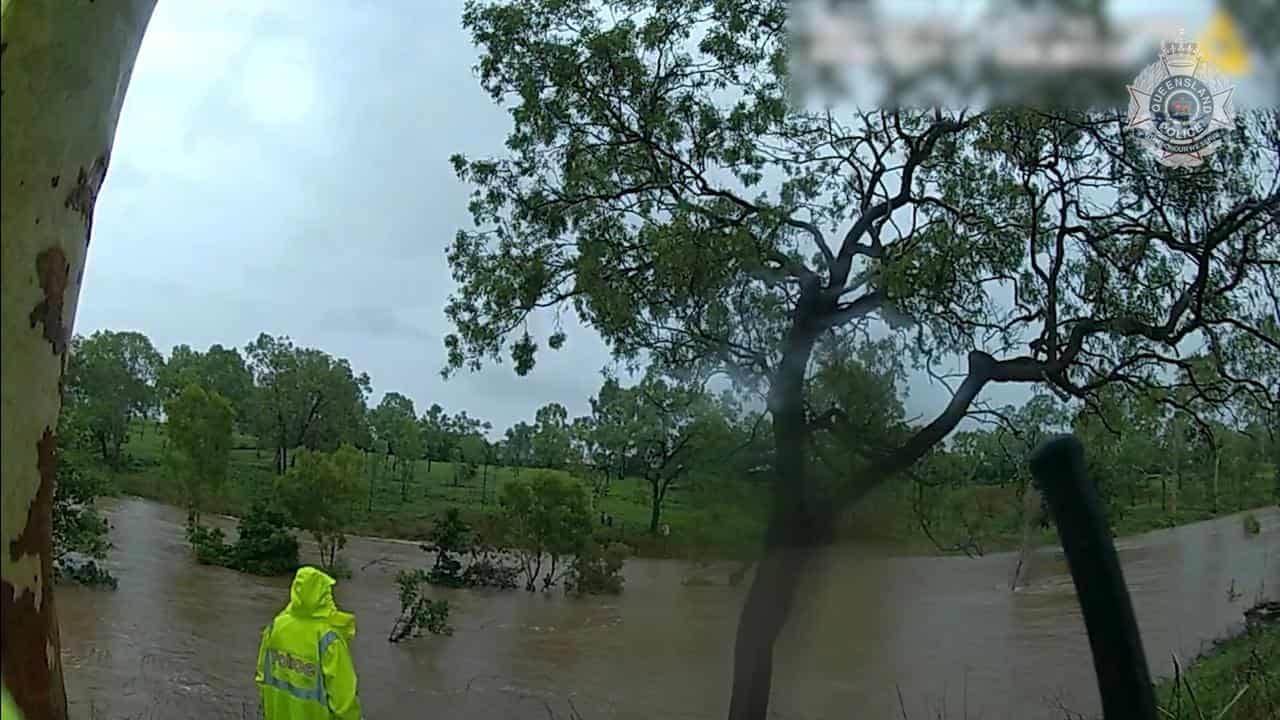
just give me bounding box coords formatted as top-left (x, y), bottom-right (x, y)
top-left (58, 498), bottom-right (1279, 719)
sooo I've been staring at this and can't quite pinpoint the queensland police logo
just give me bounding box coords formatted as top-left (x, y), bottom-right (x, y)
top-left (1126, 40), bottom-right (1236, 167)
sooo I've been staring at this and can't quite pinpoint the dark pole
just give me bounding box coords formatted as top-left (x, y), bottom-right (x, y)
top-left (1030, 434), bottom-right (1157, 720)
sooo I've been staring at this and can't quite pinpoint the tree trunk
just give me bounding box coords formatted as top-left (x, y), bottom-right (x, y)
top-left (727, 314), bottom-right (821, 720)
top-left (1010, 477), bottom-right (1043, 590)
top-left (1212, 449), bottom-right (1221, 514)
top-left (1, 2), bottom-right (156, 716)
top-left (399, 457), bottom-right (408, 502)
top-left (648, 477), bottom-right (662, 535)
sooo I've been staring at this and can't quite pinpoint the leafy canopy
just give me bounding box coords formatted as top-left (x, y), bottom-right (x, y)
top-left (165, 383), bottom-right (235, 521)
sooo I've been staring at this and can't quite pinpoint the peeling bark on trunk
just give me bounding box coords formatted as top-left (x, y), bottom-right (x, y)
top-left (1, 2), bottom-right (155, 716)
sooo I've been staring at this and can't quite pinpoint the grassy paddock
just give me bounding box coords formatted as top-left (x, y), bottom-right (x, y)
top-left (99, 423), bottom-right (1274, 560)
top-left (99, 423), bottom-right (770, 559)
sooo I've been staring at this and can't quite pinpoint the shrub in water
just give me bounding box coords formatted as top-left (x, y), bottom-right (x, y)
top-left (388, 569), bottom-right (454, 642)
top-left (186, 501), bottom-right (299, 576)
top-left (228, 501), bottom-right (300, 576)
top-left (1243, 513), bottom-right (1262, 536)
top-left (565, 540), bottom-right (628, 596)
top-left (423, 508), bottom-right (472, 588)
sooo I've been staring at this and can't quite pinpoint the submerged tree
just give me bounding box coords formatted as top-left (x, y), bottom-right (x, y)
top-left (446, 1), bottom-right (1277, 715)
top-left (500, 472), bottom-right (593, 591)
top-left (166, 384), bottom-right (235, 527)
top-left (277, 444), bottom-right (367, 573)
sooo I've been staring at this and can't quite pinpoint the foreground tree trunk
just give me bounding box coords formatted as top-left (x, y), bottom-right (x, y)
top-left (1, 2), bottom-right (155, 716)
top-left (727, 310), bottom-right (823, 720)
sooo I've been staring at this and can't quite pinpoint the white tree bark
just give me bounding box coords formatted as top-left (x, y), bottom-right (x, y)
top-left (1, 2), bottom-right (155, 716)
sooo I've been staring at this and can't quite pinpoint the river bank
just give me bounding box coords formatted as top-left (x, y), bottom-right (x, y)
top-left (1152, 602), bottom-right (1279, 719)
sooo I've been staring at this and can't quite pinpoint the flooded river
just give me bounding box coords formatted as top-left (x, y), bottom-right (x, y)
top-left (59, 498), bottom-right (1279, 719)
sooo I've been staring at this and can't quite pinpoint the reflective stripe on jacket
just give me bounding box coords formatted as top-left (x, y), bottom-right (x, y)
top-left (255, 567), bottom-right (362, 720)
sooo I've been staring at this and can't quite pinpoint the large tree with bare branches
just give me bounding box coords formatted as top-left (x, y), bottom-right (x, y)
top-left (445, 1), bottom-right (1277, 717)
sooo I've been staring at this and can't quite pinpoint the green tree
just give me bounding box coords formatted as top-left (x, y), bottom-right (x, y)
top-left (51, 446), bottom-right (115, 588)
top-left (63, 330), bottom-right (163, 465)
top-left (370, 391), bottom-right (425, 501)
top-left (500, 421), bottom-right (536, 476)
top-left (589, 375), bottom-right (724, 533)
top-left (577, 379), bottom-right (636, 494)
top-left (530, 402), bottom-right (573, 469)
top-left (445, 2), bottom-right (1276, 714)
top-left (499, 472), bottom-right (593, 591)
top-left (165, 384), bottom-right (234, 526)
top-left (423, 508), bottom-right (472, 587)
top-left (418, 403), bottom-right (451, 469)
top-left (277, 444), bottom-right (367, 572)
top-left (245, 333), bottom-right (372, 474)
top-left (157, 343), bottom-right (253, 426)
top-left (456, 432), bottom-right (489, 498)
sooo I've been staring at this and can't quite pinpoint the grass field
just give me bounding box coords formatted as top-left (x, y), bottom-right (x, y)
top-left (97, 423), bottom-right (1276, 561)
top-left (98, 423), bottom-right (771, 559)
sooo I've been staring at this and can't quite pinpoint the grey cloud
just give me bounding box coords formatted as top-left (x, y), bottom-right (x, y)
top-left (83, 0), bottom-right (1030, 436)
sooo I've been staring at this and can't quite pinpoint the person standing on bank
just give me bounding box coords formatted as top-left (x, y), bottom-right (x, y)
top-left (255, 566), bottom-right (363, 720)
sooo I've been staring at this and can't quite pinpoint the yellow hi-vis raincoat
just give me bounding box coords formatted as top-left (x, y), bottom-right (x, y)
top-left (2, 680), bottom-right (23, 720)
top-left (255, 567), bottom-right (362, 720)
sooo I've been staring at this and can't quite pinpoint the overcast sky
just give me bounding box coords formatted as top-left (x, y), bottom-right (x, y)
top-left (79, 0), bottom-right (1253, 433)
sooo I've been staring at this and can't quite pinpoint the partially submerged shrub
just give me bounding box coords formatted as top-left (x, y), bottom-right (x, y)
top-left (53, 452), bottom-right (117, 588)
top-left (57, 556), bottom-right (118, 590)
top-left (186, 501), bottom-right (299, 576)
top-left (565, 541), bottom-right (628, 596)
top-left (389, 569), bottom-right (453, 642)
top-left (1243, 513), bottom-right (1262, 536)
top-left (423, 508), bottom-right (472, 588)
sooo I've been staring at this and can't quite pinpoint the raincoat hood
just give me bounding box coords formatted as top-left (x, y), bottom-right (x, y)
top-left (285, 566), bottom-right (356, 641)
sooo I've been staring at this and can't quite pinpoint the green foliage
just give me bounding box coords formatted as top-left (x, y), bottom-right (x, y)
top-left (530, 402), bottom-right (572, 470)
top-left (1243, 513), bottom-right (1262, 536)
top-left (52, 449), bottom-right (116, 589)
top-left (64, 330), bottom-right (163, 465)
top-left (186, 523), bottom-right (232, 566)
top-left (276, 444), bottom-right (366, 570)
top-left (185, 501), bottom-right (299, 576)
top-left (583, 374), bottom-right (733, 533)
top-left (58, 560), bottom-right (118, 590)
top-left (500, 472), bottom-right (593, 591)
top-left (565, 540), bottom-right (628, 596)
top-left (245, 333), bottom-right (372, 473)
top-left (388, 569), bottom-right (453, 642)
top-left (1154, 620), bottom-right (1279, 720)
top-left (157, 343), bottom-right (254, 426)
top-left (165, 383), bottom-right (234, 523)
top-left (423, 508), bottom-right (472, 587)
top-left (228, 501), bottom-right (301, 576)
top-left (369, 391), bottom-right (425, 461)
